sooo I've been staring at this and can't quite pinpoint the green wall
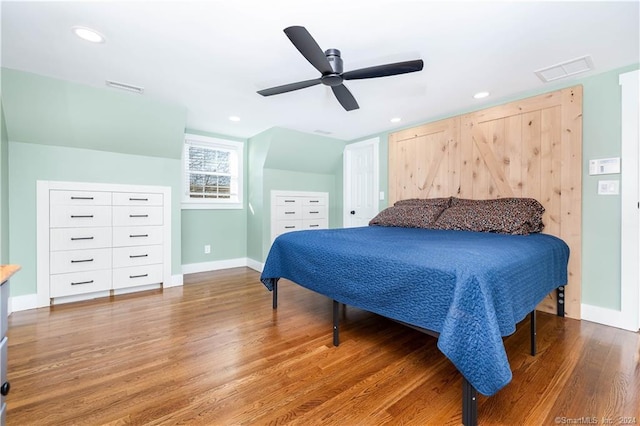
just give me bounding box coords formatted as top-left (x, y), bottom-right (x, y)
top-left (1, 69), bottom-right (185, 159)
top-left (8, 141), bottom-right (182, 297)
top-left (181, 129), bottom-right (248, 265)
top-left (246, 130), bottom-right (270, 262)
top-left (351, 64), bottom-right (640, 312)
top-left (247, 127), bottom-right (346, 263)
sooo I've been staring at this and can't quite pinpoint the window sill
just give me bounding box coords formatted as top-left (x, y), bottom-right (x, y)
top-left (181, 201), bottom-right (243, 210)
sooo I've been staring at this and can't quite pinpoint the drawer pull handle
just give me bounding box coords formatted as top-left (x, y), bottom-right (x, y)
top-left (1, 381), bottom-right (10, 396)
top-left (71, 215), bottom-right (94, 218)
top-left (130, 234), bottom-right (149, 238)
top-left (284, 200), bottom-right (295, 203)
top-left (70, 236), bottom-right (94, 241)
top-left (129, 197), bottom-right (149, 201)
top-left (309, 200), bottom-right (319, 203)
top-left (130, 254), bottom-right (148, 258)
top-left (284, 211), bottom-right (295, 214)
top-left (130, 273), bottom-right (148, 279)
top-left (284, 226), bottom-right (296, 229)
top-left (130, 214), bottom-right (149, 218)
top-left (71, 258), bottom-right (94, 263)
top-left (71, 196), bottom-right (94, 200)
top-left (71, 280), bottom-right (94, 286)
top-left (309, 225), bottom-right (320, 228)
top-left (309, 211), bottom-right (319, 214)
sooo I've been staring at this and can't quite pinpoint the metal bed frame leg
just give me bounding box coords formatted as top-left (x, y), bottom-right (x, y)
top-left (462, 377), bottom-right (478, 426)
top-left (332, 300), bottom-right (340, 346)
top-left (530, 310), bottom-right (537, 356)
top-left (272, 282), bottom-right (278, 309)
top-left (556, 286), bottom-right (565, 317)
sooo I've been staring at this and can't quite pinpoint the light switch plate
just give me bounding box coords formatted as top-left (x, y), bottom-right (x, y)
top-left (598, 180), bottom-right (619, 195)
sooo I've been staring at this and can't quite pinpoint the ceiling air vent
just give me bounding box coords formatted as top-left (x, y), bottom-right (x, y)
top-left (105, 80), bottom-right (144, 94)
top-left (534, 55), bottom-right (594, 83)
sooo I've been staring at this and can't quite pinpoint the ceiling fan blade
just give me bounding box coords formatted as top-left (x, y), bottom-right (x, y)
top-left (257, 78), bottom-right (322, 96)
top-left (331, 84), bottom-right (359, 111)
top-left (342, 59), bottom-right (424, 80)
top-left (284, 26), bottom-right (333, 75)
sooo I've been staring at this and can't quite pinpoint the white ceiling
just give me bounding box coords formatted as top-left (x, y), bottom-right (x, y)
top-left (2, 1), bottom-right (638, 141)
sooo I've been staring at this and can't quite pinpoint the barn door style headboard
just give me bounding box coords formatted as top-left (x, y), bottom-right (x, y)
top-left (388, 86), bottom-right (582, 319)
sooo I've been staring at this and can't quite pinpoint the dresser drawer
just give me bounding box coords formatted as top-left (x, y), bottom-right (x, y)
top-left (303, 205), bottom-right (327, 219)
top-left (50, 190), bottom-right (111, 206)
top-left (276, 204), bottom-right (302, 220)
top-left (303, 218), bottom-right (328, 230)
top-left (275, 196), bottom-right (301, 206)
top-left (274, 220), bottom-right (302, 236)
top-left (302, 197), bottom-right (326, 206)
top-left (50, 227), bottom-right (112, 251)
top-left (50, 270), bottom-right (112, 297)
top-left (50, 205), bottom-right (112, 228)
top-left (113, 192), bottom-right (163, 206)
top-left (113, 206), bottom-right (163, 227)
top-left (113, 245), bottom-right (163, 268)
top-left (113, 264), bottom-right (163, 289)
top-left (50, 248), bottom-right (112, 274)
top-left (113, 226), bottom-right (163, 247)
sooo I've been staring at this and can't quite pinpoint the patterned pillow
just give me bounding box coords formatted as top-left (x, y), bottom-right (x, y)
top-left (369, 205), bottom-right (447, 229)
top-left (394, 197), bottom-right (452, 208)
top-left (435, 198), bottom-right (545, 235)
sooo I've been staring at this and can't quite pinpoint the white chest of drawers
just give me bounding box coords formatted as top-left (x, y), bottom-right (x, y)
top-left (36, 181), bottom-right (174, 306)
top-left (271, 190), bottom-right (329, 242)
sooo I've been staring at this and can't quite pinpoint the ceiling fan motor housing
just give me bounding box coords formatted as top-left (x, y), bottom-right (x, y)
top-left (322, 48), bottom-right (344, 86)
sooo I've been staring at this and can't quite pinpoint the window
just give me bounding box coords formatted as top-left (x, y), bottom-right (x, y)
top-left (182, 134), bottom-right (243, 209)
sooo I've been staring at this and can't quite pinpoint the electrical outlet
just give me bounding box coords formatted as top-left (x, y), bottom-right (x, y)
top-left (204, 244), bottom-right (211, 254)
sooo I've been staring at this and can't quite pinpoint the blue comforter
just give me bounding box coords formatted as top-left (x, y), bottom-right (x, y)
top-left (260, 226), bottom-right (569, 396)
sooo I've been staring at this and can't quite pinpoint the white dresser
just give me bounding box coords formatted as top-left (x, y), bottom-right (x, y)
top-left (271, 190), bottom-right (329, 242)
top-left (37, 181), bottom-right (174, 306)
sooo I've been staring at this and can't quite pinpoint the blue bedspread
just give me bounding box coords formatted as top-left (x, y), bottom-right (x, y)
top-left (260, 226), bottom-right (569, 396)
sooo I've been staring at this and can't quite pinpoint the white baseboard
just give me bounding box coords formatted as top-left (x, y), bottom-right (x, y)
top-left (246, 258), bottom-right (264, 272)
top-left (182, 258), bottom-right (250, 275)
top-left (166, 274), bottom-right (184, 288)
top-left (581, 303), bottom-right (638, 332)
top-left (9, 293), bottom-right (41, 314)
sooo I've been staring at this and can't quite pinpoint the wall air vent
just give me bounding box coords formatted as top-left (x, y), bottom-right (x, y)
top-left (105, 80), bottom-right (144, 94)
top-left (534, 55), bottom-right (594, 83)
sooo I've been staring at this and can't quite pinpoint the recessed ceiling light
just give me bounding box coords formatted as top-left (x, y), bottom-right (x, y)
top-left (390, 117), bottom-right (402, 123)
top-left (229, 116), bottom-right (241, 122)
top-left (72, 26), bottom-right (105, 43)
top-left (473, 91), bottom-right (490, 99)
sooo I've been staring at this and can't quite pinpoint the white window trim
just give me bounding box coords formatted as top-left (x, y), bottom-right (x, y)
top-left (182, 133), bottom-right (244, 210)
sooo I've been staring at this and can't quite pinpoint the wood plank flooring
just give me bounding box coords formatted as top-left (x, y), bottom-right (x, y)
top-left (6, 268), bottom-right (640, 425)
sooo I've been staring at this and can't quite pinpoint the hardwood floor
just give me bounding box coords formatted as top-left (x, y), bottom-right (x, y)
top-left (6, 268), bottom-right (640, 425)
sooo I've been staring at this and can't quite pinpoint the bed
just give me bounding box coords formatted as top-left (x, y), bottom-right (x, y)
top-left (260, 198), bottom-right (570, 425)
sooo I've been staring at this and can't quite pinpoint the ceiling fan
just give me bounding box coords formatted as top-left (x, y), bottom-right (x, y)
top-left (257, 26), bottom-right (424, 111)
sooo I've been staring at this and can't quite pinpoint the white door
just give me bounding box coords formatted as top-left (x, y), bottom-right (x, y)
top-left (620, 69), bottom-right (639, 331)
top-left (343, 138), bottom-right (379, 228)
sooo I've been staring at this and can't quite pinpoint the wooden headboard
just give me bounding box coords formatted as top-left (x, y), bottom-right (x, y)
top-left (388, 86), bottom-right (582, 319)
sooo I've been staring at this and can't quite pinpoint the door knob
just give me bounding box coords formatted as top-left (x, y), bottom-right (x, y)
top-left (350, 210), bottom-right (355, 215)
